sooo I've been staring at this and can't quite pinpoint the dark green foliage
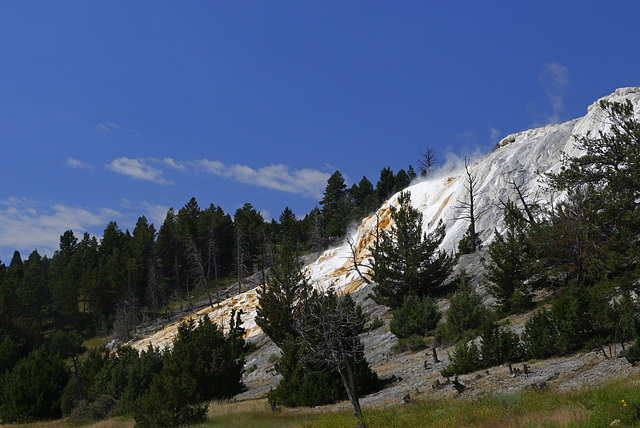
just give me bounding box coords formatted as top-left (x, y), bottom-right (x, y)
top-left (394, 168), bottom-right (411, 193)
top-left (269, 340), bottom-right (378, 409)
top-left (530, 185), bottom-right (607, 289)
top-left (548, 280), bottom-right (617, 355)
top-left (522, 309), bottom-right (559, 359)
top-left (441, 323), bottom-right (523, 377)
top-left (479, 322), bottom-right (524, 367)
top-left (77, 346), bottom-right (110, 403)
top-left (295, 291), bottom-right (377, 419)
top-left (259, 245), bottom-right (378, 410)
top-left (0, 334), bottom-right (20, 374)
top-left (278, 206), bottom-right (298, 244)
top-left (350, 176), bottom-right (379, 218)
top-left (268, 341), bottom-right (346, 408)
top-left (539, 101), bottom-right (640, 291)
top-left (407, 165), bottom-right (417, 180)
top-left (93, 345), bottom-right (163, 415)
top-left (49, 330), bottom-right (86, 359)
top-left (441, 341), bottom-right (481, 377)
top-left (165, 314), bottom-right (245, 403)
top-left (60, 345), bottom-right (111, 416)
top-left (60, 312), bottom-right (247, 425)
top-left (320, 171), bottom-right (349, 237)
top-left (390, 335), bottom-right (428, 353)
top-left (389, 294), bottom-right (441, 339)
top-left (371, 191), bottom-right (453, 309)
top-left (376, 167), bottom-right (396, 203)
top-left (0, 347), bottom-right (69, 423)
top-left (267, 337), bottom-right (376, 408)
top-left (437, 275), bottom-right (488, 344)
top-left (548, 99), bottom-right (640, 207)
top-left (457, 225), bottom-right (481, 255)
top-left (134, 371), bottom-right (207, 428)
top-left (270, 292), bottom-right (379, 411)
top-left (256, 243), bottom-right (309, 347)
top-left (233, 202), bottom-right (265, 276)
top-left (625, 317), bottom-right (640, 365)
top-left (484, 200), bottom-right (534, 314)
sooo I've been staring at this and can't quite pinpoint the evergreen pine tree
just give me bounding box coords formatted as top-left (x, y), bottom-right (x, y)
top-left (484, 200), bottom-right (534, 313)
top-left (320, 171), bottom-right (348, 237)
top-left (371, 191), bottom-right (453, 309)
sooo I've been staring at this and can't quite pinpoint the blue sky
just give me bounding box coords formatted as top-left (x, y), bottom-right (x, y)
top-left (1, 1), bottom-right (639, 261)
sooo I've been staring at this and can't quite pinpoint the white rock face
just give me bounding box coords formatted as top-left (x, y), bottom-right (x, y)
top-left (130, 87), bottom-right (640, 350)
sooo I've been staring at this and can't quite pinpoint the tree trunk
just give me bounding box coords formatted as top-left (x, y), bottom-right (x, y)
top-left (339, 361), bottom-right (364, 428)
top-left (72, 357), bottom-right (85, 401)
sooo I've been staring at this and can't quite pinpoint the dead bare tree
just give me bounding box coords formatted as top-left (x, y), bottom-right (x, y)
top-left (145, 253), bottom-right (161, 318)
top-left (296, 290), bottom-right (368, 428)
top-left (236, 227), bottom-right (247, 294)
top-left (418, 146), bottom-right (441, 177)
top-left (309, 206), bottom-right (324, 252)
top-left (185, 236), bottom-right (214, 308)
top-left (455, 158), bottom-right (489, 252)
top-left (498, 175), bottom-right (540, 225)
top-left (346, 236), bottom-right (371, 285)
top-left (204, 215), bottom-right (221, 305)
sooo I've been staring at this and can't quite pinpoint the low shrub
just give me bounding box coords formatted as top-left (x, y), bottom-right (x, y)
top-left (390, 294), bottom-right (440, 339)
top-left (391, 335), bottom-right (428, 354)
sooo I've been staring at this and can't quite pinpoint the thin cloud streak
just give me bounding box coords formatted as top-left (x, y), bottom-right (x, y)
top-left (95, 122), bottom-right (119, 134)
top-left (540, 62), bottom-right (569, 124)
top-left (0, 198), bottom-right (122, 260)
top-left (195, 159), bottom-right (330, 199)
top-left (105, 156), bottom-right (330, 199)
top-left (65, 157), bottom-right (93, 170)
top-left (107, 157), bottom-right (173, 185)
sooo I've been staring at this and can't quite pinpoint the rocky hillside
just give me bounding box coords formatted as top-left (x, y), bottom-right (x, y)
top-left (239, 248), bottom-right (639, 408)
top-left (128, 87), bottom-right (640, 352)
top-left (126, 87), bottom-right (640, 404)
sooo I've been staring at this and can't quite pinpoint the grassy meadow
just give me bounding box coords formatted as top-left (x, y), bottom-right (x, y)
top-left (8, 373), bottom-right (640, 428)
top-left (200, 373), bottom-right (640, 428)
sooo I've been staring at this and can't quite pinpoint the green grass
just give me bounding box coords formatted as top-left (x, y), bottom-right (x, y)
top-left (201, 374), bottom-right (640, 428)
top-left (11, 373), bottom-right (640, 427)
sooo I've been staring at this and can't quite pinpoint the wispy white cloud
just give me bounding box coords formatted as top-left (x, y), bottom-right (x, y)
top-left (95, 122), bottom-right (120, 134)
top-left (160, 158), bottom-right (187, 171)
top-left (546, 62), bottom-right (568, 86)
top-left (539, 62), bottom-right (569, 124)
top-left (140, 201), bottom-right (171, 227)
top-left (0, 198), bottom-right (121, 261)
top-left (106, 157), bottom-right (173, 185)
top-left (195, 159), bottom-right (330, 199)
top-left (105, 156), bottom-right (330, 198)
top-left (64, 157), bottom-right (93, 170)
top-left (489, 125), bottom-right (501, 144)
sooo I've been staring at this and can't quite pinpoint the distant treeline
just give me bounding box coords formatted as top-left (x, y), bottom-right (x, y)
top-left (0, 162), bottom-right (421, 424)
top-left (0, 164), bottom-right (418, 352)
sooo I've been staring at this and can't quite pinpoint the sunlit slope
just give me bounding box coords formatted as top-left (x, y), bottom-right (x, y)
top-left (130, 87), bottom-right (640, 351)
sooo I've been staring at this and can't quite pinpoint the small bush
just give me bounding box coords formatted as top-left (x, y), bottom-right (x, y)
top-left (245, 364), bottom-right (258, 374)
top-left (522, 309), bottom-right (559, 359)
top-left (0, 347), bottom-right (70, 423)
top-left (134, 372), bottom-right (207, 428)
top-left (368, 317), bottom-right (384, 331)
top-left (391, 335), bottom-right (428, 354)
top-left (480, 322), bottom-right (524, 367)
top-left (441, 341), bottom-right (481, 377)
top-left (390, 294), bottom-right (440, 339)
top-left (626, 316), bottom-right (640, 365)
top-left (437, 275), bottom-right (488, 344)
top-left (268, 353), bottom-right (280, 364)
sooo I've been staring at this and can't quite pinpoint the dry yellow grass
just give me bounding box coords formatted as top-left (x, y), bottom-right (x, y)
top-left (207, 398), bottom-right (272, 417)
